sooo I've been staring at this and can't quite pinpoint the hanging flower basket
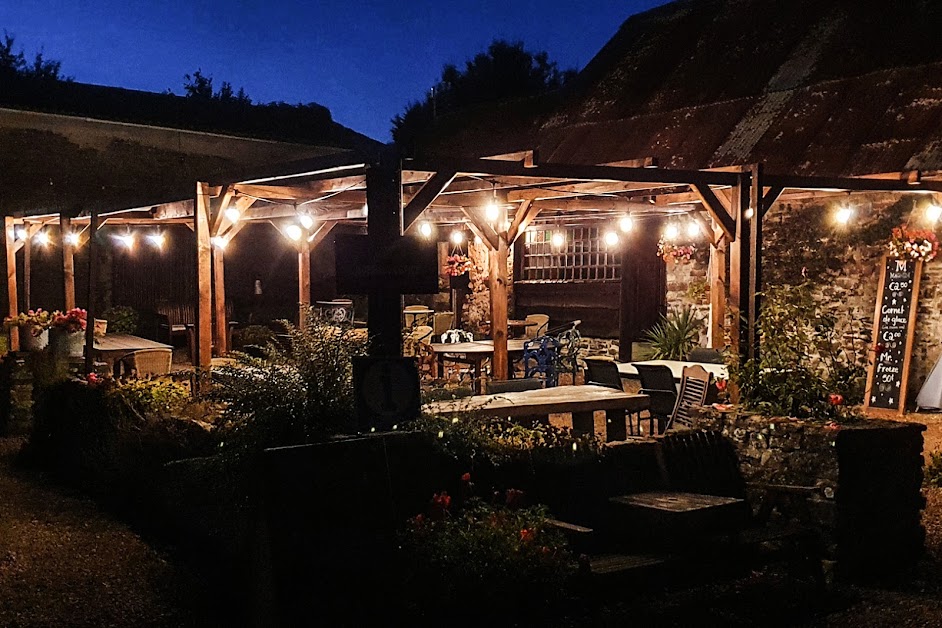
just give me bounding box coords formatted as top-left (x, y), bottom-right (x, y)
top-left (888, 225), bottom-right (938, 262)
top-left (443, 254), bottom-right (472, 277)
top-left (657, 239), bottom-right (696, 265)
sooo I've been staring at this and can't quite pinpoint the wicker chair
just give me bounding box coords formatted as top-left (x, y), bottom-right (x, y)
top-left (119, 348), bottom-right (173, 378)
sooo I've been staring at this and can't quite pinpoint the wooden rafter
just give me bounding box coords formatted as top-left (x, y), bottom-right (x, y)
top-left (761, 186), bottom-right (785, 216)
top-left (402, 170), bottom-right (457, 232)
top-left (211, 184), bottom-right (235, 235)
top-left (307, 220), bottom-right (338, 248)
top-left (506, 200), bottom-right (541, 244)
top-left (460, 207), bottom-right (500, 251)
top-left (692, 184), bottom-right (736, 241)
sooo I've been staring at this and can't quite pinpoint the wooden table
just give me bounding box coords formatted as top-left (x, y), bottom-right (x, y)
top-left (92, 334), bottom-right (174, 374)
top-left (429, 339), bottom-right (527, 392)
top-left (618, 359), bottom-right (728, 382)
top-left (506, 319), bottom-right (536, 338)
top-left (422, 384), bottom-right (650, 441)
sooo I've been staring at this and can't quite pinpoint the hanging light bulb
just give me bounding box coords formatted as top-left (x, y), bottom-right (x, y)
top-left (15, 227), bottom-right (27, 241)
top-left (664, 223), bottom-right (680, 240)
top-left (224, 206), bottom-right (241, 223)
top-left (116, 233), bottom-right (135, 249)
top-left (211, 236), bottom-right (228, 250)
top-left (835, 205), bottom-right (854, 225)
top-left (34, 230), bottom-right (50, 246)
top-left (604, 231), bottom-right (619, 247)
top-left (744, 207), bottom-right (755, 220)
top-left (147, 233), bottom-right (165, 248)
top-left (686, 221), bottom-right (701, 238)
top-left (927, 204), bottom-right (942, 224)
top-left (450, 230), bottom-right (465, 246)
top-left (418, 221), bottom-right (432, 238)
top-left (551, 231), bottom-right (565, 248)
top-left (619, 215), bottom-right (634, 233)
top-left (484, 200), bottom-right (500, 223)
top-left (64, 232), bottom-right (80, 246)
top-left (285, 224), bottom-right (303, 241)
top-left (298, 214), bottom-right (315, 230)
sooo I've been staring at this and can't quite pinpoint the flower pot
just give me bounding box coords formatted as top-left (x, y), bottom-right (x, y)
top-left (51, 329), bottom-right (85, 357)
top-left (20, 328), bottom-right (48, 352)
top-left (94, 319), bottom-right (107, 337)
top-left (449, 273), bottom-right (471, 291)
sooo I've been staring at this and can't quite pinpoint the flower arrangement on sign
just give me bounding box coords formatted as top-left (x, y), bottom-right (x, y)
top-left (51, 308), bottom-right (87, 333)
top-left (3, 308), bottom-right (53, 336)
top-left (443, 254), bottom-right (472, 276)
top-left (888, 225), bottom-right (938, 262)
top-left (657, 239), bottom-right (696, 264)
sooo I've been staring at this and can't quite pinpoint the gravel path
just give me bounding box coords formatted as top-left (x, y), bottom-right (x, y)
top-left (0, 438), bottom-right (220, 628)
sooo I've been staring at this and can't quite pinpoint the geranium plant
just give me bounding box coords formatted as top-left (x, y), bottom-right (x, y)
top-left (3, 308), bottom-right (53, 336)
top-left (51, 308), bottom-right (87, 333)
top-left (657, 239), bottom-right (696, 264)
top-left (888, 225), bottom-right (938, 262)
top-left (443, 253), bottom-right (472, 276)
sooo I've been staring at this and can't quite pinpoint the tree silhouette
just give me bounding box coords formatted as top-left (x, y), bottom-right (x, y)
top-left (0, 31), bottom-right (69, 81)
top-left (183, 69), bottom-right (252, 104)
top-left (392, 39), bottom-right (574, 150)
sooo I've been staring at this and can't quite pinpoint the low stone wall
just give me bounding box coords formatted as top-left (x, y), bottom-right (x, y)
top-left (695, 411), bottom-right (926, 577)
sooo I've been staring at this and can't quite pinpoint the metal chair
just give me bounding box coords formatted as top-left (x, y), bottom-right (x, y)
top-left (583, 357), bottom-right (624, 391)
top-left (119, 348), bottom-right (173, 378)
top-left (666, 365), bottom-right (711, 431)
top-left (635, 364), bottom-right (677, 436)
top-left (522, 335), bottom-right (562, 386)
top-left (548, 319), bottom-right (583, 384)
top-left (687, 347), bottom-right (724, 364)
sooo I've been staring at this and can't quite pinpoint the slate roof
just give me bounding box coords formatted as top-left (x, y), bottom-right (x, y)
top-left (420, 0), bottom-right (942, 178)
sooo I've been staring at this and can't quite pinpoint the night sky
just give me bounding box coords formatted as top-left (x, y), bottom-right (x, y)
top-left (0, 1), bottom-right (668, 141)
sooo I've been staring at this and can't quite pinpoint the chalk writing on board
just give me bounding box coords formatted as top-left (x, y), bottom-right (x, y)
top-left (867, 257), bottom-right (919, 411)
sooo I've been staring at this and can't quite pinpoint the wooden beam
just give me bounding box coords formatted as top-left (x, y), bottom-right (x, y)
top-left (3, 217), bottom-right (18, 352)
top-left (506, 200), bottom-right (540, 244)
top-left (298, 238), bottom-right (311, 329)
top-left (459, 207), bottom-right (500, 251)
top-left (692, 184), bottom-right (736, 241)
top-left (709, 238), bottom-right (727, 349)
top-left (307, 220), bottom-right (338, 249)
top-left (61, 215), bottom-right (75, 310)
top-left (489, 201), bottom-right (510, 381)
top-left (761, 185), bottom-right (784, 216)
top-left (22, 235), bottom-right (30, 312)
top-left (211, 185), bottom-right (235, 236)
top-left (402, 170), bottom-right (457, 232)
top-left (83, 208), bottom-right (98, 373)
top-left (748, 164), bottom-right (763, 362)
top-left (195, 182), bottom-right (213, 373)
top-left (763, 173), bottom-right (942, 193)
top-left (366, 154), bottom-right (404, 357)
top-left (727, 175), bottom-right (751, 363)
top-left (213, 245), bottom-right (227, 356)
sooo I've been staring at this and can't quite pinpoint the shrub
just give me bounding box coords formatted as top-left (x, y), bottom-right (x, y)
top-left (101, 305), bottom-right (139, 334)
top-left (232, 324), bottom-right (275, 350)
top-left (212, 310), bottom-right (369, 450)
top-left (644, 305), bottom-right (704, 360)
top-left (926, 452), bottom-right (942, 488)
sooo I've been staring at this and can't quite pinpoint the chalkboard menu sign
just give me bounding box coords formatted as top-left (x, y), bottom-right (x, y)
top-left (865, 256), bottom-right (923, 415)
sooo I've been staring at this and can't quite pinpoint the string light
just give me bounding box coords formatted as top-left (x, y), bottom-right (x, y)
top-left (147, 233), bottom-right (165, 248)
top-left (450, 230), bottom-right (465, 246)
top-left (686, 221), bottom-right (701, 238)
top-left (64, 232), bottom-right (80, 246)
top-left (744, 207), bottom-right (755, 220)
top-left (603, 231), bottom-right (619, 247)
top-left (664, 223), bottom-right (680, 240)
top-left (419, 221), bottom-right (432, 238)
top-left (211, 236), bottom-right (228, 250)
top-left (34, 230), bottom-right (50, 246)
top-left (298, 214), bottom-right (315, 230)
top-left (224, 206), bottom-right (241, 223)
top-left (15, 228), bottom-right (27, 241)
top-left (619, 215), bottom-right (634, 233)
top-left (116, 233), bottom-right (135, 249)
top-left (551, 231), bottom-right (565, 248)
top-left (484, 200), bottom-right (500, 223)
top-left (835, 205), bottom-right (854, 225)
top-left (285, 224), bottom-right (303, 241)
top-left (927, 204), bottom-right (942, 224)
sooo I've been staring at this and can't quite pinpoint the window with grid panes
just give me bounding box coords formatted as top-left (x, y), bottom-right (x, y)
top-left (520, 225), bottom-right (620, 281)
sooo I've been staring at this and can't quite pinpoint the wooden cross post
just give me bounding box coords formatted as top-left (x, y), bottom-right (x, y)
top-left (61, 215), bottom-right (76, 310)
top-left (298, 237), bottom-right (311, 328)
top-left (3, 217), bottom-right (19, 351)
top-left (83, 208), bottom-right (98, 373)
top-left (194, 182), bottom-right (213, 378)
top-left (728, 172), bottom-right (753, 362)
top-left (365, 154), bottom-right (404, 357)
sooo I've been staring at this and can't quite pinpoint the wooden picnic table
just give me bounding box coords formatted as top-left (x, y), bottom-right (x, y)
top-left (422, 384), bottom-right (650, 441)
top-left (429, 339), bottom-right (527, 392)
top-left (618, 359), bottom-right (728, 382)
top-left (92, 334), bottom-right (174, 373)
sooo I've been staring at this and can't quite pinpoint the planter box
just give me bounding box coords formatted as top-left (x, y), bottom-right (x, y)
top-left (694, 410), bottom-right (926, 578)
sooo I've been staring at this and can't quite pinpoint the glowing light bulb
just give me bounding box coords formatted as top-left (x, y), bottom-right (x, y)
top-left (419, 221), bottom-right (432, 238)
top-left (148, 233), bottom-right (165, 248)
top-left (285, 224), bottom-right (303, 241)
top-left (744, 207), bottom-right (755, 220)
top-left (927, 204), bottom-right (942, 223)
top-left (450, 230), bottom-right (465, 245)
top-left (474, 235), bottom-right (482, 245)
top-left (211, 236), bottom-right (228, 249)
top-left (15, 228), bottom-right (27, 241)
top-left (64, 232), bottom-right (80, 246)
top-left (33, 230), bottom-right (50, 246)
top-left (686, 222), bottom-right (701, 238)
top-left (298, 214), bottom-right (315, 230)
top-left (835, 206), bottom-right (854, 225)
top-left (551, 231), bottom-right (565, 248)
top-left (224, 206), bottom-right (241, 223)
top-left (484, 201), bottom-right (499, 222)
top-left (604, 231), bottom-right (619, 247)
top-left (619, 215), bottom-right (633, 233)
top-left (117, 234), bottom-right (135, 249)
top-left (664, 224), bottom-right (680, 240)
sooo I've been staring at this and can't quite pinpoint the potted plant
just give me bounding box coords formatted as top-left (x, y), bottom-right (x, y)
top-left (100, 305), bottom-right (139, 334)
top-left (888, 224), bottom-right (938, 262)
top-left (3, 308), bottom-right (53, 351)
top-left (50, 307), bottom-right (88, 357)
top-left (643, 305), bottom-right (704, 360)
top-left (657, 239), bottom-right (696, 265)
top-left (444, 254), bottom-right (472, 290)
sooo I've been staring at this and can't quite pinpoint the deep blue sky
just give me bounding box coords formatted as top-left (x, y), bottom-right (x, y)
top-left (0, 1), bottom-right (668, 141)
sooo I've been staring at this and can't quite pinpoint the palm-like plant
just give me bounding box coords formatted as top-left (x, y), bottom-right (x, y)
top-left (643, 306), bottom-right (704, 360)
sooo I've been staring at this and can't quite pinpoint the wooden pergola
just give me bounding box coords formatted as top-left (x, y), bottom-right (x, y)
top-left (5, 149), bottom-right (940, 382)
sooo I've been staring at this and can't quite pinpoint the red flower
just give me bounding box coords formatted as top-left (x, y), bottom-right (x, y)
top-left (412, 513), bottom-right (425, 525)
top-left (827, 393), bottom-right (844, 406)
top-left (715, 378), bottom-right (728, 392)
top-left (428, 491), bottom-right (451, 521)
top-left (873, 343), bottom-right (886, 358)
top-left (461, 472), bottom-right (471, 483)
top-left (519, 528), bottom-right (535, 543)
top-left (505, 488), bottom-right (525, 509)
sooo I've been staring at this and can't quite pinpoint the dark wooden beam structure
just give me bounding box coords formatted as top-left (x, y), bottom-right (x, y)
top-left (194, 182), bottom-right (213, 375)
top-left (4, 217), bottom-right (18, 351)
top-left (365, 151), bottom-right (404, 357)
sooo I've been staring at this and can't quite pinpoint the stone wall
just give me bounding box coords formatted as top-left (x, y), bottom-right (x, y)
top-left (695, 411), bottom-right (926, 576)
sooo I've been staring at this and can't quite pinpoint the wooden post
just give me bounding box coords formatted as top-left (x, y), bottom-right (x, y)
top-left (212, 245), bottom-right (228, 355)
top-left (748, 163), bottom-right (763, 362)
top-left (195, 182), bottom-right (213, 373)
top-left (4, 217), bottom-right (19, 351)
top-left (83, 208), bottom-right (98, 373)
top-left (61, 215), bottom-right (75, 310)
top-left (709, 238), bottom-right (727, 349)
top-left (489, 234), bottom-right (510, 380)
top-left (365, 151), bottom-right (404, 357)
top-left (728, 173), bottom-right (752, 362)
top-left (618, 223), bottom-right (640, 362)
top-left (22, 235), bottom-right (30, 312)
top-left (298, 239), bottom-right (311, 328)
